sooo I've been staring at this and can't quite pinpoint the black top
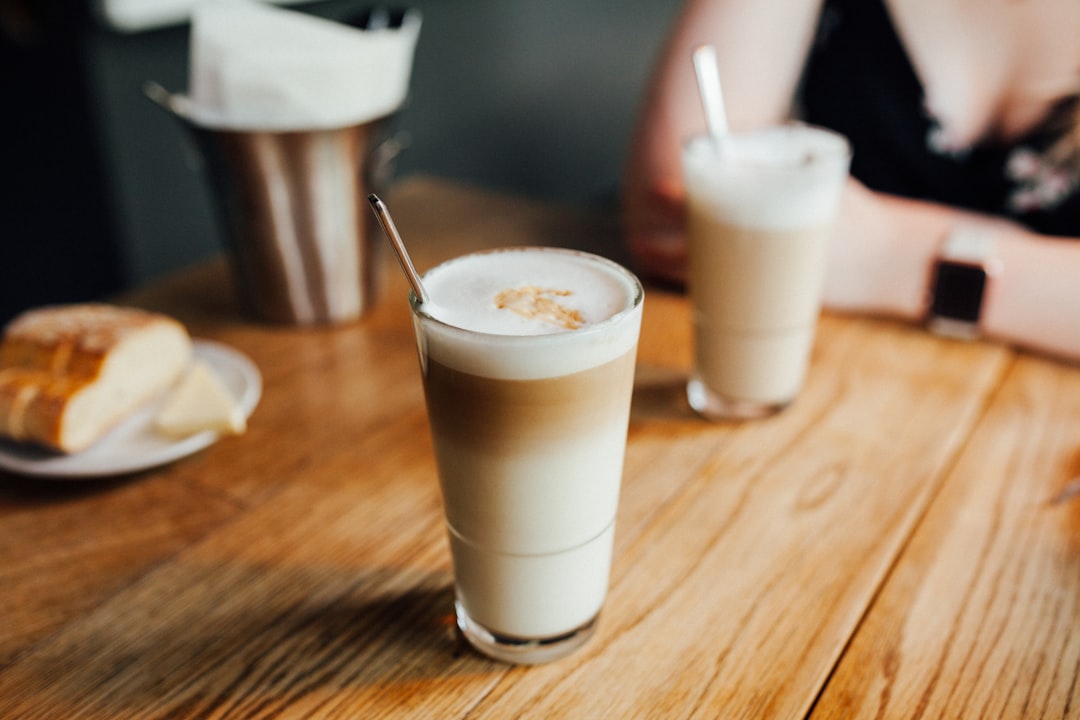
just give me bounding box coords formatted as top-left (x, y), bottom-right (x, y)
top-left (801, 0), bottom-right (1079, 237)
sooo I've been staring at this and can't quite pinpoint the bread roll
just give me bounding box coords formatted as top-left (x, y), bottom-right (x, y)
top-left (0, 304), bottom-right (193, 453)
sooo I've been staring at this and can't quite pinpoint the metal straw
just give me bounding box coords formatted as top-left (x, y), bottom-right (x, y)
top-left (367, 193), bottom-right (430, 305)
top-left (692, 44), bottom-right (729, 145)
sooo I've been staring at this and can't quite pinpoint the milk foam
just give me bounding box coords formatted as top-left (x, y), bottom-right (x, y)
top-left (683, 125), bottom-right (851, 230)
top-left (414, 248), bottom-right (644, 380)
top-left (421, 248), bottom-right (636, 335)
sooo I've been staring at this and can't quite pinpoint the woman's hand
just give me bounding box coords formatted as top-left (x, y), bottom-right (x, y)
top-left (623, 183), bottom-right (689, 287)
top-left (822, 181), bottom-right (943, 321)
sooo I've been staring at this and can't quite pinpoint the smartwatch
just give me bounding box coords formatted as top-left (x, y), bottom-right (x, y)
top-left (926, 226), bottom-right (1001, 340)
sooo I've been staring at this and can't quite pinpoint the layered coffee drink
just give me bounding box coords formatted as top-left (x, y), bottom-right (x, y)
top-left (682, 125), bottom-right (851, 419)
top-left (410, 247), bottom-right (643, 664)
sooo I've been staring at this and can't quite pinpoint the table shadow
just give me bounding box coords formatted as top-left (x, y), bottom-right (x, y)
top-left (6, 562), bottom-right (503, 718)
top-left (631, 364), bottom-right (697, 423)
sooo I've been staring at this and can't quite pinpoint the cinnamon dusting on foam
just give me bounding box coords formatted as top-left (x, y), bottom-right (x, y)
top-left (494, 286), bottom-right (584, 330)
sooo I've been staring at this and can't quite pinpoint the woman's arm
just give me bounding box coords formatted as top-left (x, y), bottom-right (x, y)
top-left (826, 181), bottom-right (1080, 362)
top-left (978, 229), bottom-right (1080, 363)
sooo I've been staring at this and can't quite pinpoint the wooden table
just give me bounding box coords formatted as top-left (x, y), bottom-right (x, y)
top-left (2, 178), bottom-right (1078, 719)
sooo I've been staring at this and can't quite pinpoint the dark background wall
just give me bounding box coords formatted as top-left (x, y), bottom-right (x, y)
top-left (0, 0), bottom-right (679, 323)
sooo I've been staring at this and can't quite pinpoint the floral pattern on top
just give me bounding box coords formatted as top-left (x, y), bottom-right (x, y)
top-left (925, 100), bottom-right (1080, 216)
top-left (1003, 147), bottom-right (1079, 214)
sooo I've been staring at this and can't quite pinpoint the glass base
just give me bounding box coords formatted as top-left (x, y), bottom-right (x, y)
top-left (686, 377), bottom-right (789, 421)
top-left (456, 600), bottom-right (599, 664)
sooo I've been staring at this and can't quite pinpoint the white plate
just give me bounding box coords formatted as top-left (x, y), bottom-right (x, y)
top-left (0, 340), bottom-right (262, 479)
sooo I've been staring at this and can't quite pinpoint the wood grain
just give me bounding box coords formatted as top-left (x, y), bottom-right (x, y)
top-left (1, 177), bottom-right (1076, 719)
top-left (811, 353), bottom-right (1080, 719)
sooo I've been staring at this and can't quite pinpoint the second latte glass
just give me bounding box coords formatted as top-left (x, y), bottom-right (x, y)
top-left (683, 124), bottom-right (851, 420)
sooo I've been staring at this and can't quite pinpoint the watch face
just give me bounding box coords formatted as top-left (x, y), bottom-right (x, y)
top-left (930, 261), bottom-right (987, 322)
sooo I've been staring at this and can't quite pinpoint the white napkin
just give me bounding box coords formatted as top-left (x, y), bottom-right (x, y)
top-left (186, 1), bottom-right (421, 130)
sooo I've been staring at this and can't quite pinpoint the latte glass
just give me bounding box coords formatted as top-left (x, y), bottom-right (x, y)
top-left (410, 247), bottom-right (643, 664)
top-left (683, 124), bottom-right (851, 420)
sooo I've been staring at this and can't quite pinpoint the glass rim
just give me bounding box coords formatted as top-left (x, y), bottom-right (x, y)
top-left (682, 121), bottom-right (852, 165)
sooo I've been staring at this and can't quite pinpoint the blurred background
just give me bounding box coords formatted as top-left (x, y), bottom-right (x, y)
top-left (0, 0), bottom-right (679, 324)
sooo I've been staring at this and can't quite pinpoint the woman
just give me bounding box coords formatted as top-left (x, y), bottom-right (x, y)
top-left (624, 0), bottom-right (1080, 361)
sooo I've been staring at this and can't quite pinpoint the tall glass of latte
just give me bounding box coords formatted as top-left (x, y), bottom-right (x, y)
top-left (682, 124), bottom-right (851, 420)
top-left (410, 247), bottom-right (643, 664)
